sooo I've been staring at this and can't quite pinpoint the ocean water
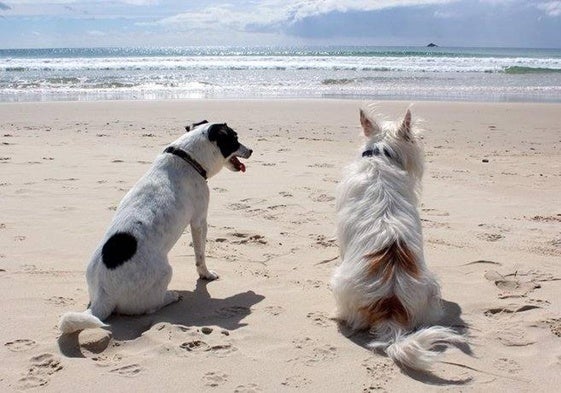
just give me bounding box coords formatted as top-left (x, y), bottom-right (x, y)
top-left (1, 46), bottom-right (561, 102)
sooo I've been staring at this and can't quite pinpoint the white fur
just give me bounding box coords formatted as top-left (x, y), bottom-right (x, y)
top-left (331, 107), bottom-right (464, 370)
top-left (59, 122), bottom-right (252, 334)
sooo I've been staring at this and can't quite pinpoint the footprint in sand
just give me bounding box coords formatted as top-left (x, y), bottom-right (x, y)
top-left (477, 233), bottom-right (505, 242)
top-left (290, 337), bottom-right (337, 366)
top-left (17, 375), bottom-right (49, 390)
top-left (528, 214), bottom-right (561, 223)
top-left (291, 279), bottom-right (323, 289)
top-left (361, 357), bottom-right (397, 391)
top-left (228, 202), bottom-right (251, 211)
top-left (208, 343), bottom-right (237, 357)
top-left (306, 311), bottom-right (331, 328)
top-left (541, 318), bottom-right (561, 337)
top-left (202, 371), bottom-right (228, 387)
top-left (278, 191), bottom-right (293, 198)
top-left (180, 340), bottom-right (237, 357)
top-left (28, 354), bottom-right (63, 375)
top-left (45, 296), bottom-right (75, 307)
top-left (234, 383), bottom-right (263, 393)
top-left (215, 306), bottom-right (250, 319)
top-left (180, 340), bottom-right (211, 352)
top-left (494, 327), bottom-right (536, 347)
top-left (483, 304), bottom-right (541, 317)
top-left (231, 233), bottom-right (267, 245)
top-left (307, 163), bottom-right (334, 169)
top-left (421, 208), bottom-right (450, 217)
top-left (5, 339), bottom-right (37, 352)
top-left (17, 353), bottom-right (63, 389)
top-left (484, 270), bottom-right (542, 298)
top-left (109, 364), bottom-right (143, 377)
top-left (91, 353), bottom-right (124, 368)
top-left (264, 305), bottom-right (285, 316)
top-left (281, 375), bottom-right (311, 388)
top-left (493, 358), bottom-right (522, 374)
top-left (310, 234), bottom-right (336, 248)
top-left (309, 193), bottom-right (335, 203)
top-left (420, 218), bottom-right (451, 229)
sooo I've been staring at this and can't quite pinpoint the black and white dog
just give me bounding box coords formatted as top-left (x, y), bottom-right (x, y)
top-left (59, 121), bottom-right (252, 334)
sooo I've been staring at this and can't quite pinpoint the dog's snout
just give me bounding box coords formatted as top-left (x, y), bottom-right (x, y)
top-left (247, 149), bottom-right (253, 157)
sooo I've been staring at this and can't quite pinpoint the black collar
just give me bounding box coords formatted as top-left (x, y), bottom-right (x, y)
top-left (362, 146), bottom-right (402, 167)
top-left (163, 146), bottom-right (207, 180)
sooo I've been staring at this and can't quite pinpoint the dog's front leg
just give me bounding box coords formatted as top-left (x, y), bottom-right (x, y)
top-left (191, 219), bottom-right (219, 280)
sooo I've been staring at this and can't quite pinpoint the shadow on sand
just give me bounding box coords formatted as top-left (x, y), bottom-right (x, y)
top-left (341, 299), bottom-right (473, 386)
top-left (58, 279), bottom-right (265, 358)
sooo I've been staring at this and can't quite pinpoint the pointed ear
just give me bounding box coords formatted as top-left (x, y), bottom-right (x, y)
top-left (185, 120), bottom-right (208, 132)
top-left (398, 109), bottom-right (412, 141)
top-left (360, 109), bottom-right (381, 137)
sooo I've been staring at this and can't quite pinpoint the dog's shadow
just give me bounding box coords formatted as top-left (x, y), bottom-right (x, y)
top-left (58, 279), bottom-right (265, 357)
top-left (341, 299), bottom-right (473, 386)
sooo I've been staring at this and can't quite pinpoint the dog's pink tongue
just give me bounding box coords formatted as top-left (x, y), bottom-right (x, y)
top-left (231, 156), bottom-right (246, 172)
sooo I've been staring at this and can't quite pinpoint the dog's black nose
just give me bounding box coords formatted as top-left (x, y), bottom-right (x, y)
top-left (248, 149), bottom-right (253, 157)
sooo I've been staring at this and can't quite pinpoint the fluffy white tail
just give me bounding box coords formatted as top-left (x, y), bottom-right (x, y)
top-left (58, 309), bottom-right (107, 334)
top-left (369, 326), bottom-right (465, 370)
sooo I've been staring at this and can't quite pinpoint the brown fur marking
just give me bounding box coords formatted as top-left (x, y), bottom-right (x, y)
top-left (361, 240), bottom-right (418, 326)
top-left (365, 240), bottom-right (419, 281)
top-left (361, 295), bottom-right (409, 326)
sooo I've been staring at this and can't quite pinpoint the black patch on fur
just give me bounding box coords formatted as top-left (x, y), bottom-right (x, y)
top-left (383, 147), bottom-right (392, 159)
top-left (207, 123), bottom-right (240, 158)
top-left (185, 120), bottom-right (208, 132)
top-left (102, 232), bottom-right (137, 270)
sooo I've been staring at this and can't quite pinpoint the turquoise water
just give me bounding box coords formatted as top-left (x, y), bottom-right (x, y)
top-left (1, 46), bottom-right (561, 102)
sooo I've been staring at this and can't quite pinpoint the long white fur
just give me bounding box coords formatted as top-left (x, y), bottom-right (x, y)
top-left (59, 122), bottom-right (252, 334)
top-left (331, 106), bottom-right (465, 370)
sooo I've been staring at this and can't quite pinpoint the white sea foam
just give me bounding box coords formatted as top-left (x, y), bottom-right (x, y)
top-left (1, 47), bottom-right (561, 102)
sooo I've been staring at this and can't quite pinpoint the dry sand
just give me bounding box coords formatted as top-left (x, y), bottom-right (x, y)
top-left (0, 99), bottom-right (560, 392)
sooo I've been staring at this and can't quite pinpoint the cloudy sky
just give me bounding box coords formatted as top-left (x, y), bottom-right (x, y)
top-left (0, 0), bottom-right (560, 49)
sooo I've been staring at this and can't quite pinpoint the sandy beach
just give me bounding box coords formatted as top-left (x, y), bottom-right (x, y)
top-left (1, 99), bottom-right (560, 392)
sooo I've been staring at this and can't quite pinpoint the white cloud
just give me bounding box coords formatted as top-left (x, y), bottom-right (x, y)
top-left (3, 0), bottom-right (157, 4)
top-left (433, 10), bottom-right (458, 18)
top-left (537, 1), bottom-right (561, 16)
top-left (143, 0), bottom-right (458, 32)
top-left (87, 30), bottom-right (107, 36)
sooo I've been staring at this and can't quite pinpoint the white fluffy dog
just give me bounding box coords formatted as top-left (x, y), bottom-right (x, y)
top-left (59, 121), bottom-right (252, 334)
top-left (331, 107), bottom-right (464, 370)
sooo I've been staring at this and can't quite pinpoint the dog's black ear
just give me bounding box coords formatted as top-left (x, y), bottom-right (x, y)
top-left (397, 109), bottom-right (412, 141)
top-left (360, 109), bottom-right (381, 137)
top-left (207, 123), bottom-right (227, 142)
top-left (185, 120), bottom-right (208, 132)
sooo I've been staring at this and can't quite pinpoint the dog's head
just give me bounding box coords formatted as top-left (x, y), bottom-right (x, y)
top-left (359, 106), bottom-right (424, 181)
top-left (179, 121), bottom-right (252, 178)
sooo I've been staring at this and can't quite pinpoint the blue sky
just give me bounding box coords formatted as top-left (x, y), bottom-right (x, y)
top-left (0, 0), bottom-right (560, 49)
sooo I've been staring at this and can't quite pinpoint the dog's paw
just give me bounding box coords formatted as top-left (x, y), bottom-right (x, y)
top-left (199, 269), bottom-right (220, 281)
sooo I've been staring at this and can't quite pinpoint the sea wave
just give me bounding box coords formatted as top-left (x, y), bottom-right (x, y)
top-left (2, 46), bottom-right (561, 103)
top-left (504, 66), bottom-right (561, 74)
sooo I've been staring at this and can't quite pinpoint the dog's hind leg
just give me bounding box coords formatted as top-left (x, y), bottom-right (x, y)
top-left (191, 219), bottom-right (219, 280)
top-left (89, 289), bottom-right (115, 321)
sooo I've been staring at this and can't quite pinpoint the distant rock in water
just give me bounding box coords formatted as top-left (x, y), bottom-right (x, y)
top-left (427, 43), bottom-right (438, 47)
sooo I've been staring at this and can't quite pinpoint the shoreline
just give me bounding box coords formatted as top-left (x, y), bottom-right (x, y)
top-left (3, 93), bottom-right (561, 105)
top-left (1, 99), bottom-right (560, 391)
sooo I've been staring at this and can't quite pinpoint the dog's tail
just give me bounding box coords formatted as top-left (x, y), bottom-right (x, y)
top-left (369, 326), bottom-right (465, 370)
top-left (58, 309), bottom-right (107, 334)
top-left (59, 301), bottom-right (112, 334)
